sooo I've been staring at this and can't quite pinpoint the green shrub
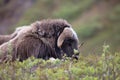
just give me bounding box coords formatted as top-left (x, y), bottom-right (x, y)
top-left (0, 45), bottom-right (120, 80)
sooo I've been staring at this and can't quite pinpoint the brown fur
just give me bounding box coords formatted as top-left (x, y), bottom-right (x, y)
top-left (33, 19), bottom-right (79, 58)
top-left (13, 33), bottom-right (58, 61)
top-left (0, 19), bottom-right (79, 62)
top-left (13, 19), bottom-right (74, 61)
top-left (31, 19), bottom-right (72, 55)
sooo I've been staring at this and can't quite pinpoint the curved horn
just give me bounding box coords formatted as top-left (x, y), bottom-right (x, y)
top-left (57, 27), bottom-right (79, 48)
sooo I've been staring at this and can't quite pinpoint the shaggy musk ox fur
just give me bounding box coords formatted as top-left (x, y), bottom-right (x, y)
top-left (0, 19), bottom-right (79, 62)
top-left (13, 33), bottom-right (57, 61)
top-left (0, 21), bottom-right (58, 61)
top-left (13, 21), bottom-right (64, 61)
top-left (31, 19), bottom-right (80, 59)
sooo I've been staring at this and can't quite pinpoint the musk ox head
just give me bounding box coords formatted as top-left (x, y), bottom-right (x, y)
top-left (57, 27), bottom-right (79, 59)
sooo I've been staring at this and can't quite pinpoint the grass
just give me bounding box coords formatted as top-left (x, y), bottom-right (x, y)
top-left (0, 45), bottom-right (120, 80)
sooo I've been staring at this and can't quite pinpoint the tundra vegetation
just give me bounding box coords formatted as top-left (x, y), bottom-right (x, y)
top-left (0, 45), bottom-right (120, 80)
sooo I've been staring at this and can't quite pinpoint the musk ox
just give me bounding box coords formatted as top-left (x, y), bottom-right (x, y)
top-left (0, 19), bottom-right (79, 62)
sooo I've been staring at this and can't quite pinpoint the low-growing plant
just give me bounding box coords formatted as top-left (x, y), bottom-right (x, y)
top-left (0, 45), bottom-right (120, 80)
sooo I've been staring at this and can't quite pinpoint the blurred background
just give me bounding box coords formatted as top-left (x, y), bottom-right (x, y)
top-left (0, 0), bottom-right (120, 55)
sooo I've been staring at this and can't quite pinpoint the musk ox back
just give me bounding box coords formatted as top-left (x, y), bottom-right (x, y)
top-left (0, 26), bottom-right (30, 45)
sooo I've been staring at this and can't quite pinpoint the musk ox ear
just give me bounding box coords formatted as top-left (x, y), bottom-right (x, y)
top-left (57, 27), bottom-right (79, 48)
